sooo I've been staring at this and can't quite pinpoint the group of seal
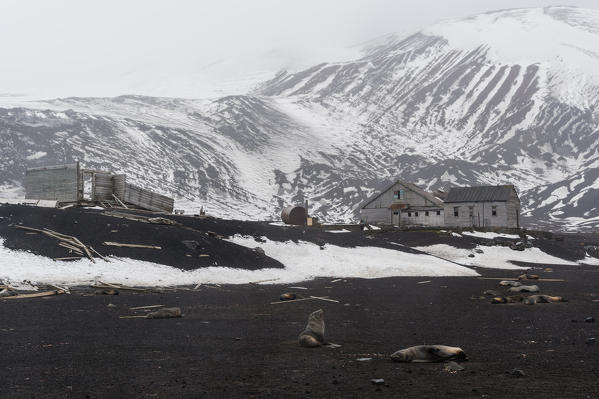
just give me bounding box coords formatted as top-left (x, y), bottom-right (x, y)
top-left (492, 279), bottom-right (565, 305)
top-left (297, 309), bottom-right (466, 363)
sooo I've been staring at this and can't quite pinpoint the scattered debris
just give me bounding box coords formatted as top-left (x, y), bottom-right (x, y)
top-left (443, 361), bottom-right (464, 372)
top-left (249, 278), bottom-right (280, 285)
top-left (417, 280), bottom-right (431, 284)
top-left (310, 295), bottom-right (340, 303)
top-left (507, 368), bottom-right (526, 377)
top-left (270, 296), bottom-right (336, 305)
top-left (146, 307), bottom-right (182, 319)
top-left (102, 241), bottom-right (162, 250)
top-left (325, 343), bottom-right (341, 349)
top-left (91, 282), bottom-right (146, 292)
top-left (356, 357), bottom-right (372, 362)
top-left (129, 305), bottom-right (165, 310)
top-left (0, 289), bottom-right (65, 300)
top-left (13, 225), bottom-right (101, 262)
top-left (107, 303), bottom-right (117, 308)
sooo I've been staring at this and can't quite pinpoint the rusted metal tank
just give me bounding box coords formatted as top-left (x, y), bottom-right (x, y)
top-left (281, 206), bottom-right (307, 225)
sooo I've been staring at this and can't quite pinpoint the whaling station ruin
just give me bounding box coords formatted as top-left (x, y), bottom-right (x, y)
top-left (22, 163), bottom-right (521, 229)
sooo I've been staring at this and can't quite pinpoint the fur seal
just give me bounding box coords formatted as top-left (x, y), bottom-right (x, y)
top-left (146, 307), bottom-right (182, 319)
top-left (390, 345), bottom-right (466, 363)
top-left (523, 295), bottom-right (565, 305)
top-left (280, 292), bottom-right (304, 301)
top-left (508, 285), bottom-right (539, 293)
top-left (491, 295), bottom-right (524, 304)
top-left (499, 280), bottom-right (521, 287)
top-left (298, 309), bottom-right (325, 347)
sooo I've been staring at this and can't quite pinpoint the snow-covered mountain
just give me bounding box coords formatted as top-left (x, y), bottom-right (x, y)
top-left (1, 6), bottom-right (598, 230)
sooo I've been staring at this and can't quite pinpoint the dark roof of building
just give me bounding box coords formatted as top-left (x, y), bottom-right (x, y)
top-left (444, 185), bottom-right (517, 203)
top-left (360, 180), bottom-right (444, 209)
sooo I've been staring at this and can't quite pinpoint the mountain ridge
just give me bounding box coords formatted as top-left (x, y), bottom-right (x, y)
top-left (1, 6), bottom-right (598, 230)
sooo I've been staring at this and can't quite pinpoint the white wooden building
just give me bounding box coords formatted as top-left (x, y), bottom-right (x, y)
top-left (359, 181), bottom-right (444, 227)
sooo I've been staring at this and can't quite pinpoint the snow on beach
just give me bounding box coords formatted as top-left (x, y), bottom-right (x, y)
top-left (0, 237), bottom-right (478, 288)
top-left (460, 231), bottom-right (521, 240)
top-left (414, 244), bottom-right (579, 270)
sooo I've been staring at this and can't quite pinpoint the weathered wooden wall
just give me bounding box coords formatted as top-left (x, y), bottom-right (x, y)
top-left (24, 163), bottom-right (80, 202)
top-left (400, 210), bottom-right (444, 227)
top-left (92, 172), bottom-right (113, 201)
top-left (124, 183), bottom-right (174, 213)
top-left (443, 201), bottom-right (521, 228)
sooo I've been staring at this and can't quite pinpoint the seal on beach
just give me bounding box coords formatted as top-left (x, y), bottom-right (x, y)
top-left (508, 285), bottom-right (539, 293)
top-left (298, 309), bottom-right (325, 347)
top-left (499, 280), bottom-right (521, 287)
top-left (280, 292), bottom-right (304, 301)
top-left (524, 295), bottom-right (565, 305)
top-left (390, 345), bottom-right (467, 363)
top-left (491, 295), bottom-right (523, 304)
top-left (146, 307), bottom-right (182, 319)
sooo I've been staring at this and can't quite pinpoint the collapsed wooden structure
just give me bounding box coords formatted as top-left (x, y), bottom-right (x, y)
top-left (24, 162), bottom-right (174, 213)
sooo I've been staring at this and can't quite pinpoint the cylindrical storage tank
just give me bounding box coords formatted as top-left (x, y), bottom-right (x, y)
top-left (112, 174), bottom-right (127, 200)
top-left (93, 173), bottom-right (113, 201)
top-left (281, 206), bottom-right (307, 225)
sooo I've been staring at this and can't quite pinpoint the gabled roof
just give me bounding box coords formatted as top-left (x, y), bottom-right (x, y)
top-left (444, 185), bottom-right (517, 203)
top-left (360, 180), bottom-right (443, 209)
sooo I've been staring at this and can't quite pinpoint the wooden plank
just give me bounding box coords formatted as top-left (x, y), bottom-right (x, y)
top-left (129, 304), bottom-right (164, 310)
top-left (102, 241), bottom-right (161, 250)
top-left (112, 193), bottom-right (129, 209)
top-left (1, 290), bottom-right (65, 300)
top-left (89, 246), bottom-right (109, 262)
top-left (270, 296), bottom-right (330, 305)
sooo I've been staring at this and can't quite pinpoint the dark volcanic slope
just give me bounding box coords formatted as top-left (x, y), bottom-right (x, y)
top-left (0, 204), bottom-right (283, 270)
top-left (1, 266), bottom-right (598, 398)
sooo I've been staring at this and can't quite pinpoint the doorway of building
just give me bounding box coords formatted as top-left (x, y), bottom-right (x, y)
top-left (392, 210), bottom-right (400, 226)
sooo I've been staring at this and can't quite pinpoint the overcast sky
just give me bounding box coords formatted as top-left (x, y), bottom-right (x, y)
top-left (1, 0), bottom-right (597, 99)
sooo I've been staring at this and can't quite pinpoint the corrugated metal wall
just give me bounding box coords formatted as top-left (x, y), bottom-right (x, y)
top-left (24, 163), bottom-right (80, 202)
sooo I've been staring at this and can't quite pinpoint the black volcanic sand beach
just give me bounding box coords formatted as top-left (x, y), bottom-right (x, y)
top-left (0, 204), bottom-right (284, 270)
top-left (1, 203), bottom-right (599, 398)
top-left (1, 268), bottom-right (598, 398)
